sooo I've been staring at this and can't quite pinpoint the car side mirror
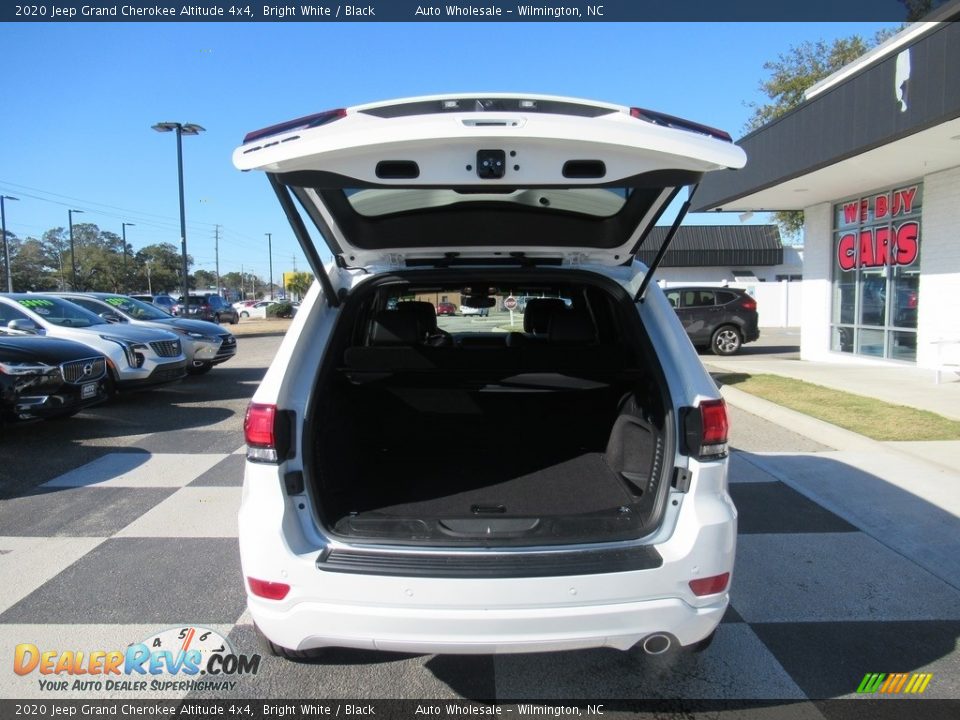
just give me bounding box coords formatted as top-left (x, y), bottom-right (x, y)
top-left (99, 312), bottom-right (124, 324)
top-left (7, 319), bottom-right (40, 335)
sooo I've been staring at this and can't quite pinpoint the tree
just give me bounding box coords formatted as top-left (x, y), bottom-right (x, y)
top-left (40, 228), bottom-right (70, 290)
top-left (745, 30), bottom-right (896, 239)
top-left (10, 238), bottom-right (55, 291)
top-left (134, 243), bottom-right (193, 295)
top-left (284, 271), bottom-right (314, 301)
top-left (193, 269), bottom-right (217, 290)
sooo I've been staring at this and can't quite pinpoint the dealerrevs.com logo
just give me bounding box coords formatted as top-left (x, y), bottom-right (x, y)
top-left (13, 626), bottom-right (260, 692)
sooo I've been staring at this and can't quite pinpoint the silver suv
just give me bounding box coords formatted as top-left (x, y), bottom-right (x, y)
top-left (233, 94), bottom-right (745, 660)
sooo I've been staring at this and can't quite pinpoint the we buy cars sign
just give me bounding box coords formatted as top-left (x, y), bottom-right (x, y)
top-left (836, 186), bottom-right (919, 272)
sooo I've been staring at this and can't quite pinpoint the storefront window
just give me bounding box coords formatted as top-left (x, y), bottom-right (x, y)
top-left (830, 184), bottom-right (922, 361)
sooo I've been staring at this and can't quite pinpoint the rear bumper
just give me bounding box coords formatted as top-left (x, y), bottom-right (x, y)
top-left (251, 592), bottom-right (727, 655)
top-left (239, 460), bottom-right (736, 655)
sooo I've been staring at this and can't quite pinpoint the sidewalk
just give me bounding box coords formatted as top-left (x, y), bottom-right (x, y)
top-left (706, 352), bottom-right (960, 590)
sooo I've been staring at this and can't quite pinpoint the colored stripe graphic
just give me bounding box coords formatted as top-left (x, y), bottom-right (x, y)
top-left (858, 672), bottom-right (933, 694)
top-left (857, 673), bottom-right (886, 693)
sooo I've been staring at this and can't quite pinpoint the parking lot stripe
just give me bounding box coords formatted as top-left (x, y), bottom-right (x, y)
top-left (41, 453), bottom-right (226, 489)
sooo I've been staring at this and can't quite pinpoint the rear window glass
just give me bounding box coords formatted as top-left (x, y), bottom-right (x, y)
top-left (101, 296), bottom-right (171, 320)
top-left (680, 290), bottom-right (716, 308)
top-left (344, 188), bottom-right (630, 218)
top-left (382, 287), bottom-right (575, 335)
top-left (716, 291), bottom-right (738, 305)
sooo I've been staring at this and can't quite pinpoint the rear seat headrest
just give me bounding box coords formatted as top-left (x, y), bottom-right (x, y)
top-left (369, 310), bottom-right (421, 346)
top-left (548, 311), bottom-right (597, 345)
top-left (523, 298), bottom-right (568, 334)
top-left (396, 301), bottom-right (438, 333)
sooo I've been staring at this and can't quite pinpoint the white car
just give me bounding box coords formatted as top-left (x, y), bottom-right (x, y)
top-left (52, 293), bottom-right (236, 376)
top-left (238, 301), bottom-right (275, 320)
top-left (233, 94), bottom-right (745, 659)
top-left (0, 294), bottom-right (188, 391)
top-left (458, 304), bottom-right (489, 317)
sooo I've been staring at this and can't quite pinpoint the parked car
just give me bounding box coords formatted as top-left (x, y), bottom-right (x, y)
top-left (129, 294), bottom-right (177, 315)
top-left (52, 293), bottom-right (236, 376)
top-left (233, 94), bottom-right (745, 660)
top-left (233, 300), bottom-right (258, 311)
top-left (663, 286), bottom-right (760, 355)
top-left (238, 301), bottom-right (275, 320)
top-left (0, 294), bottom-right (188, 391)
top-left (435, 302), bottom-right (456, 316)
top-left (459, 304), bottom-right (489, 317)
top-left (0, 334), bottom-right (110, 422)
top-left (175, 294), bottom-right (239, 324)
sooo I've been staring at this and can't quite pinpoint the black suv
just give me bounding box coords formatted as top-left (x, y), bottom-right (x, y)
top-left (176, 294), bottom-right (239, 324)
top-left (664, 286), bottom-right (759, 355)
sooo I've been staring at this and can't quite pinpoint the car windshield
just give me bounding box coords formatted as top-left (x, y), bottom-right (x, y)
top-left (16, 296), bottom-right (106, 328)
top-left (100, 295), bottom-right (171, 320)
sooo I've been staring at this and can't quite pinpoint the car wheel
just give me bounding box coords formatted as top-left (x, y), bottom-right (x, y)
top-left (186, 363), bottom-right (213, 376)
top-left (240, 311), bottom-right (249, 319)
top-left (230, 314), bottom-right (239, 325)
top-left (711, 326), bottom-right (742, 356)
top-left (213, 314), bottom-right (221, 324)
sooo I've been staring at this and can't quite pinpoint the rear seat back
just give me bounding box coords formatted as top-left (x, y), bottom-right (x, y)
top-left (346, 304), bottom-right (624, 375)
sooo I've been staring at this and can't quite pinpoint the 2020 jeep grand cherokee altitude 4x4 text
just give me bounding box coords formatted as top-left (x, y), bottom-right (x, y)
top-left (233, 94), bottom-right (745, 659)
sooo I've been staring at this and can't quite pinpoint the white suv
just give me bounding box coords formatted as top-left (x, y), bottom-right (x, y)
top-left (233, 94), bottom-right (744, 659)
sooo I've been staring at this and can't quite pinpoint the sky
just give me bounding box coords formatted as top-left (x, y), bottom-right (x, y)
top-left (0, 20), bottom-right (899, 284)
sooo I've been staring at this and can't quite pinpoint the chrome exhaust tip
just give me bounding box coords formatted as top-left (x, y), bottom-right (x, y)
top-left (641, 633), bottom-right (672, 655)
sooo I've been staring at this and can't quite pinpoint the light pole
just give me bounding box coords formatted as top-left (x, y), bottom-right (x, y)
top-left (1, 195), bottom-right (18, 292)
top-left (68, 208), bottom-right (84, 290)
top-left (152, 121), bottom-right (204, 306)
top-left (265, 232), bottom-right (273, 300)
top-left (121, 222), bottom-right (135, 292)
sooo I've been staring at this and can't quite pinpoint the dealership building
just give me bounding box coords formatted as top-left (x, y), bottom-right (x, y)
top-left (695, 5), bottom-right (960, 370)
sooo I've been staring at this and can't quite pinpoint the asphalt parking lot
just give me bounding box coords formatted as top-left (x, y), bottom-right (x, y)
top-left (1, 329), bottom-right (958, 710)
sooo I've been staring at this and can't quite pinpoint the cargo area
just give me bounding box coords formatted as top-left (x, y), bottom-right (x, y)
top-left (307, 276), bottom-right (674, 547)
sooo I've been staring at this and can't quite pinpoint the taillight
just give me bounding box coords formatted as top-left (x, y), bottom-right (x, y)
top-left (700, 399), bottom-right (729, 457)
top-left (740, 297), bottom-right (757, 311)
top-left (629, 107), bottom-right (733, 142)
top-left (243, 108), bottom-right (346, 144)
top-left (245, 402), bottom-right (278, 462)
top-left (689, 572), bottom-right (730, 597)
top-left (247, 577), bottom-right (290, 600)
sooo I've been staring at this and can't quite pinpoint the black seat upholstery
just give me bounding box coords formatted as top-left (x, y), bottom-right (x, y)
top-left (397, 301), bottom-right (452, 346)
top-left (548, 311), bottom-right (597, 345)
top-left (369, 310), bottom-right (421, 346)
top-left (523, 298), bottom-right (569, 334)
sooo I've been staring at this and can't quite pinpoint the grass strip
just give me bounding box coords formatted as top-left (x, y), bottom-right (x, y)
top-left (716, 373), bottom-right (960, 441)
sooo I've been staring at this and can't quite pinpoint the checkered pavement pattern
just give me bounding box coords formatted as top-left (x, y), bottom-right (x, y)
top-left (2, 437), bottom-right (959, 703)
